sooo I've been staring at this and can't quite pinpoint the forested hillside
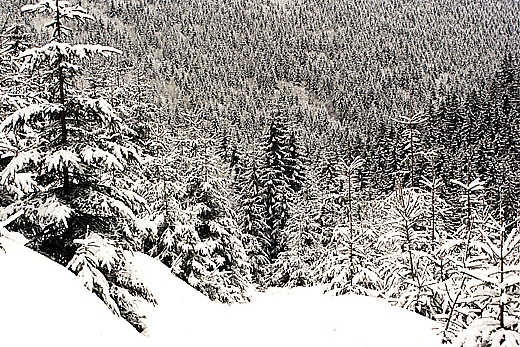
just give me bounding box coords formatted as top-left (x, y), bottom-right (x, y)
top-left (1, 0), bottom-right (520, 345)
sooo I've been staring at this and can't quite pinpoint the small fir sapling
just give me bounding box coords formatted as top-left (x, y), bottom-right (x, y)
top-left (455, 191), bottom-right (520, 346)
top-left (440, 176), bottom-right (487, 342)
top-left (377, 177), bottom-right (434, 315)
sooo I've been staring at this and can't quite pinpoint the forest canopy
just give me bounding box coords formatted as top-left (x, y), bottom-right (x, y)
top-left (1, 0), bottom-right (520, 345)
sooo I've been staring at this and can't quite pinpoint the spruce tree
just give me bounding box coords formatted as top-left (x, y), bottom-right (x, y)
top-left (260, 113), bottom-right (292, 260)
top-left (237, 155), bottom-right (270, 286)
top-left (0, 0), bottom-right (155, 330)
top-left (314, 147), bottom-right (348, 245)
top-left (269, 191), bottom-right (321, 288)
top-left (439, 177), bottom-right (488, 340)
top-left (393, 111), bottom-right (426, 187)
top-left (285, 131), bottom-right (306, 193)
top-left (455, 213), bottom-right (520, 347)
top-left (319, 156), bottom-right (377, 295)
top-left (151, 137), bottom-right (251, 303)
top-left (377, 178), bottom-right (434, 316)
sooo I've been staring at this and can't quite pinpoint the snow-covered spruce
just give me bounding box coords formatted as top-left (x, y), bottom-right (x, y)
top-left (453, 212), bottom-right (520, 347)
top-left (148, 137), bottom-right (251, 303)
top-left (0, 0), bottom-right (155, 330)
top-left (236, 156), bottom-right (270, 286)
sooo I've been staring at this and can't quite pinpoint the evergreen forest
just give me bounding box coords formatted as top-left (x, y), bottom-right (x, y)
top-left (2, 0), bottom-right (520, 345)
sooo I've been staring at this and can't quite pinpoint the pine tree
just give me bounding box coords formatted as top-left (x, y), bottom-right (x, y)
top-left (0, 0), bottom-right (155, 330)
top-left (151, 137), bottom-right (251, 303)
top-left (260, 114), bottom-right (293, 259)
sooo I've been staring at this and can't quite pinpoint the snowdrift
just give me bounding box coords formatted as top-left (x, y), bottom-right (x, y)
top-left (0, 238), bottom-right (148, 347)
top-left (132, 253), bottom-right (445, 347)
top-left (0, 239), bottom-right (444, 347)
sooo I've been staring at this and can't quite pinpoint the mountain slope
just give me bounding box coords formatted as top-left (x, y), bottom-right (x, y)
top-left (132, 252), bottom-right (444, 347)
top-left (0, 238), bottom-right (149, 347)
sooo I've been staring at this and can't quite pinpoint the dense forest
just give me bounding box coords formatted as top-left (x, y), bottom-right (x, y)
top-left (1, 0), bottom-right (520, 345)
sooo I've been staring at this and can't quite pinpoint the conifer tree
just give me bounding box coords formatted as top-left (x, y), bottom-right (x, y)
top-left (377, 178), bottom-right (434, 315)
top-left (151, 137), bottom-right (251, 303)
top-left (269, 191), bottom-right (321, 288)
top-left (0, 0), bottom-right (155, 330)
top-left (314, 156), bottom-right (379, 295)
top-left (260, 113), bottom-right (293, 259)
top-left (285, 131), bottom-right (306, 193)
top-left (237, 154), bottom-right (270, 285)
top-left (455, 212), bottom-right (520, 347)
top-left (314, 147), bottom-right (348, 245)
top-left (394, 110), bottom-right (426, 187)
top-left (440, 177), bottom-right (487, 342)
top-left (0, 24), bottom-right (35, 207)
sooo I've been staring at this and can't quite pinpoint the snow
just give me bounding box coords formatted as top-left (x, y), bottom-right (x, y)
top-left (132, 253), bottom-right (445, 347)
top-left (0, 241), bottom-right (444, 347)
top-left (0, 238), bottom-right (148, 347)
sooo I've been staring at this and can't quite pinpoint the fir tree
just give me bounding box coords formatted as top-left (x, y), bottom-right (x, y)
top-left (260, 113), bottom-right (293, 260)
top-left (151, 137), bottom-right (251, 303)
top-left (0, 0), bottom-right (155, 330)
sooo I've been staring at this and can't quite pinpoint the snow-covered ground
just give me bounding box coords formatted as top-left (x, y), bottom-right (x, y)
top-left (133, 252), bottom-right (444, 347)
top-left (0, 238), bottom-right (147, 347)
top-left (0, 237), bottom-right (444, 347)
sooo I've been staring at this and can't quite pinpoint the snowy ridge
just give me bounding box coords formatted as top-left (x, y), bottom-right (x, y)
top-left (0, 238), bottom-right (148, 347)
top-left (131, 253), bottom-right (445, 347)
top-left (0, 241), bottom-right (444, 347)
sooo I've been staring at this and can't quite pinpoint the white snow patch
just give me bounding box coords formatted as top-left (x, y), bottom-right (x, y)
top-left (0, 238), bottom-right (149, 347)
top-left (0, 242), bottom-right (445, 347)
top-left (131, 253), bottom-right (219, 342)
top-left (132, 252), bottom-right (445, 347)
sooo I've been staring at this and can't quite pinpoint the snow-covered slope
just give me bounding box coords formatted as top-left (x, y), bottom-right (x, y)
top-left (0, 240), bottom-right (444, 347)
top-left (0, 238), bottom-right (149, 347)
top-left (132, 252), bottom-right (444, 347)
top-left (130, 252), bottom-right (221, 343)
